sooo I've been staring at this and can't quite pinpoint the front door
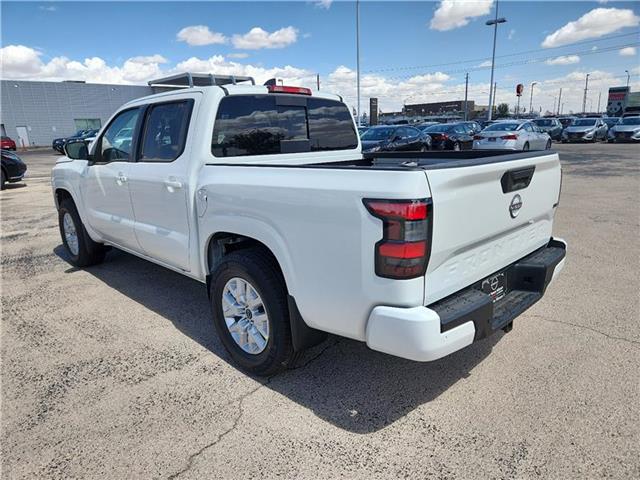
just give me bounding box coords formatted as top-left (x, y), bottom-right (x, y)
top-left (127, 98), bottom-right (195, 271)
top-left (15, 126), bottom-right (29, 148)
top-left (80, 107), bottom-right (142, 251)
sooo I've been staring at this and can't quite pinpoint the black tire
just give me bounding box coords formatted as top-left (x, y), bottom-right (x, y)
top-left (420, 144), bottom-right (428, 152)
top-left (561, 139), bottom-right (567, 144)
top-left (545, 139), bottom-right (552, 150)
top-left (58, 198), bottom-right (106, 267)
top-left (1, 169), bottom-right (6, 190)
top-left (523, 142), bottom-right (530, 151)
top-left (210, 248), bottom-right (297, 376)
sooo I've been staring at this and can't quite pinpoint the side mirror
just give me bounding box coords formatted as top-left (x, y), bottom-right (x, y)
top-left (64, 139), bottom-right (89, 160)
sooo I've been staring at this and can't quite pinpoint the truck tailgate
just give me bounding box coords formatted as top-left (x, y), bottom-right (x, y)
top-left (423, 152), bottom-right (561, 304)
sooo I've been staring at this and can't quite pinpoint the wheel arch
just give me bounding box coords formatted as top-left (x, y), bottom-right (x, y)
top-left (203, 231), bottom-right (326, 351)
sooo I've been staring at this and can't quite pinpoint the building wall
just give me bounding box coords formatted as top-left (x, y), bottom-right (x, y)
top-left (1, 80), bottom-right (153, 147)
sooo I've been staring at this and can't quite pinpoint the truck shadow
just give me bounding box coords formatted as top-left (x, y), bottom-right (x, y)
top-left (55, 246), bottom-right (501, 434)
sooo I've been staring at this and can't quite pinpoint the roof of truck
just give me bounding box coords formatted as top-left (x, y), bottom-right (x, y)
top-left (123, 83), bottom-right (343, 107)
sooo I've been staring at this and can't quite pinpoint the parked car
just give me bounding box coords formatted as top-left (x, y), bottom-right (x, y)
top-left (422, 123), bottom-right (473, 150)
top-left (602, 117), bottom-right (620, 130)
top-left (459, 121), bottom-right (483, 135)
top-left (1, 149), bottom-right (27, 189)
top-left (52, 79), bottom-right (566, 375)
top-left (358, 126), bottom-right (369, 136)
top-left (360, 125), bottom-right (431, 153)
top-left (52, 129), bottom-right (99, 154)
top-left (561, 118), bottom-right (608, 142)
top-left (474, 120), bottom-right (551, 151)
top-left (607, 115), bottom-right (640, 143)
top-left (558, 117), bottom-right (576, 129)
top-left (1, 136), bottom-right (17, 151)
top-left (532, 118), bottom-right (563, 141)
top-left (416, 122), bottom-right (440, 132)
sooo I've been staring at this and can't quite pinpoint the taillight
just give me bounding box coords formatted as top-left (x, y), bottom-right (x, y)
top-left (501, 134), bottom-right (518, 140)
top-left (267, 85), bottom-right (312, 95)
top-left (363, 198), bottom-right (432, 279)
top-left (474, 135), bottom-right (483, 140)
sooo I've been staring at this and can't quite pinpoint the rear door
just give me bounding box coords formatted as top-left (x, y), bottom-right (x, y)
top-left (127, 95), bottom-right (198, 271)
top-left (422, 152), bottom-right (561, 304)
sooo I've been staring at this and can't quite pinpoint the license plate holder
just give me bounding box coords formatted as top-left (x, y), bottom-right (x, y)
top-left (489, 137), bottom-right (496, 142)
top-left (480, 272), bottom-right (507, 303)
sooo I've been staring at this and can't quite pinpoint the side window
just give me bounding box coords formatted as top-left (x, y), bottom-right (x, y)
top-left (454, 125), bottom-right (466, 134)
top-left (139, 101), bottom-right (193, 162)
top-left (406, 127), bottom-right (420, 138)
top-left (99, 108), bottom-right (140, 162)
top-left (523, 123), bottom-right (533, 132)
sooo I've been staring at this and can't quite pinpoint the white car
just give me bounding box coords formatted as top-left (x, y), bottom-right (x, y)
top-left (52, 73), bottom-right (566, 375)
top-left (473, 120), bottom-right (552, 151)
top-left (561, 118), bottom-right (608, 142)
top-left (607, 115), bottom-right (640, 143)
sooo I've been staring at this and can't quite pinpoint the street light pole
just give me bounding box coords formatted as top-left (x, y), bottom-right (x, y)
top-left (464, 72), bottom-right (469, 121)
top-left (625, 69), bottom-right (630, 87)
top-left (557, 87), bottom-right (562, 115)
top-left (529, 81), bottom-right (537, 115)
top-left (485, 0), bottom-right (506, 122)
top-left (356, 0), bottom-right (361, 126)
top-left (582, 73), bottom-right (590, 114)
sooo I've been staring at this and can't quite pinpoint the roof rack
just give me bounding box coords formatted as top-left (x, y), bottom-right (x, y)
top-left (148, 72), bottom-right (256, 88)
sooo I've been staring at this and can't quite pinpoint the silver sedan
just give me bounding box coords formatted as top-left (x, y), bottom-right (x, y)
top-left (473, 120), bottom-right (552, 151)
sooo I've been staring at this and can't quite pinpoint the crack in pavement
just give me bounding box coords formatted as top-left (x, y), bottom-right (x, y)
top-left (531, 315), bottom-right (640, 347)
top-left (166, 340), bottom-right (339, 479)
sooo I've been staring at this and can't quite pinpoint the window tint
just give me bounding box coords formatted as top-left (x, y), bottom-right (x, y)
top-left (140, 101), bottom-right (192, 162)
top-left (99, 108), bottom-right (140, 162)
top-left (453, 125), bottom-right (466, 134)
top-left (211, 95), bottom-right (357, 157)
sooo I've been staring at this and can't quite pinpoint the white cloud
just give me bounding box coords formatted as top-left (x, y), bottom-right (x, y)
top-left (478, 60), bottom-right (492, 67)
top-left (619, 46), bottom-right (637, 56)
top-left (231, 26), bottom-right (298, 49)
top-left (0, 44), bottom-right (167, 83)
top-left (508, 29), bottom-right (515, 40)
top-left (176, 25), bottom-right (227, 46)
top-left (545, 55), bottom-right (581, 66)
top-left (542, 8), bottom-right (640, 48)
top-left (227, 52), bottom-right (249, 59)
top-left (429, 0), bottom-right (494, 31)
top-left (39, 5), bottom-right (57, 12)
top-left (314, 0), bottom-right (333, 9)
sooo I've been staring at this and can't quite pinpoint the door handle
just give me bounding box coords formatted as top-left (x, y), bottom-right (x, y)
top-left (164, 179), bottom-right (183, 192)
top-left (116, 172), bottom-right (127, 185)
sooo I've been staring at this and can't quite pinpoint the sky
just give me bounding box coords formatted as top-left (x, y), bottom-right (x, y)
top-left (1, 0), bottom-right (639, 115)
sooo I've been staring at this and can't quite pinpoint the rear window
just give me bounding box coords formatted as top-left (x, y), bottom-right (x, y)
top-left (211, 95), bottom-right (357, 157)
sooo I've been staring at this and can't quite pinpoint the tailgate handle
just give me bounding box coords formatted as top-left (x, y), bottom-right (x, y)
top-left (501, 166), bottom-right (535, 193)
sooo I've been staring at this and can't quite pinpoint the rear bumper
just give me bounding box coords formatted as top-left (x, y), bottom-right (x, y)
top-left (473, 142), bottom-right (518, 150)
top-left (365, 237), bottom-right (567, 362)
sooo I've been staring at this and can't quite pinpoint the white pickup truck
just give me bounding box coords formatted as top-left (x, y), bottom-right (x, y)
top-left (52, 73), bottom-right (566, 375)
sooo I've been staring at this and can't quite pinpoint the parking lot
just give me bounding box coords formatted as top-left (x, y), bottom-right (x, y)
top-left (1, 144), bottom-right (638, 479)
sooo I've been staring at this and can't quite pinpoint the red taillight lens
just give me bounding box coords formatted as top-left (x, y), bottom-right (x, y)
top-left (501, 134), bottom-right (518, 140)
top-left (267, 85), bottom-right (312, 95)
top-left (474, 135), bottom-right (483, 140)
top-left (364, 199), bottom-right (432, 279)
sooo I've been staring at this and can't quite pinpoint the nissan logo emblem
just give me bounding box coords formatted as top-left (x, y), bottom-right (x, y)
top-left (509, 194), bottom-right (523, 218)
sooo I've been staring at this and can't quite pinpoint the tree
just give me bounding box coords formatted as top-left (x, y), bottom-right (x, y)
top-left (497, 103), bottom-right (510, 117)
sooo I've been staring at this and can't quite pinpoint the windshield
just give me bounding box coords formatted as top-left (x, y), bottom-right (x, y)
top-left (533, 119), bottom-right (554, 126)
top-left (484, 123), bottom-right (521, 132)
top-left (572, 119), bottom-right (597, 127)
top-left (621, 117), bottom-right (640, 125)
top-left (361, 127), bottom-right (395, 140)
top-left (424, 124), bottom-right (452, 133)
